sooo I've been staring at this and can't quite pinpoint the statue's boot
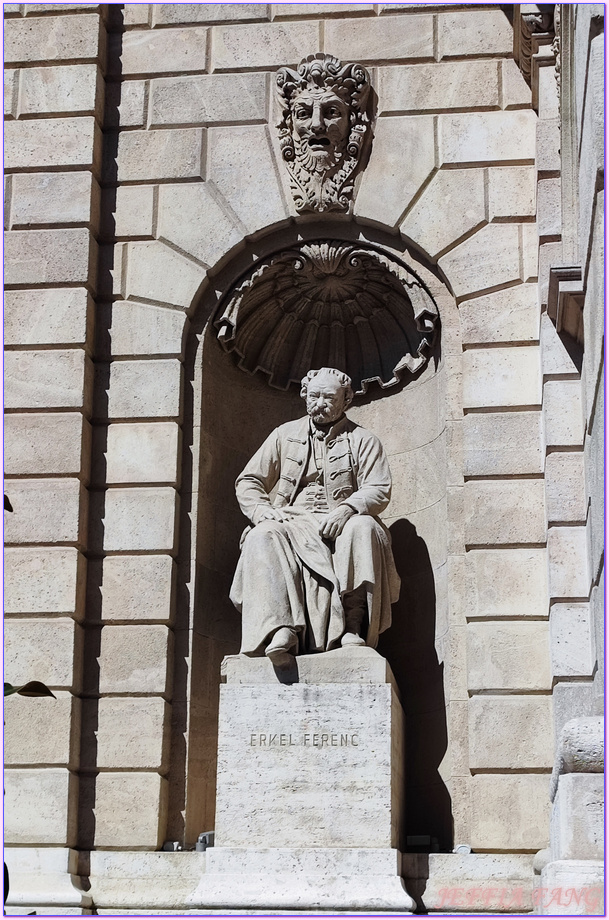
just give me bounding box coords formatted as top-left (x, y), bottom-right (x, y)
top-left (265, 626), bottom-right (298, 667)
top-left (341, 589), bottom-right (367, 647)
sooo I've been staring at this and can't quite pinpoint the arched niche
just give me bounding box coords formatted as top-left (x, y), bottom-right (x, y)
top-left (177, 222), bottom-right (462, 852)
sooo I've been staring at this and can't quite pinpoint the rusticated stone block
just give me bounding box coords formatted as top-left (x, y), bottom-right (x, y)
top-left (463, 345), bottom-right (541, 408)
top-left (123, 3), bottom-right (150, 26)
top-left (93, 773), bottom-right (168, 849)
top-left (100, 554), bottom-right (175, 623)
top-left (110, 301), bottom-right (185, 357)
top-left (106, 358), bottom-right (182, 419)
top-left (114, 185), bottom-right (154, 238)
top-left (548, 527), bottom-right (589, 599)
top-left (459, 284), bottom-right (539, 344)
top-left (4, 413), bottom-right (90, 478)
top-left (117, 129), bottom-right (204, 182)
top-left (467, 621), bottom-right (551, 691)
top-left (5, 117), bottom-right (100, 171)
top-left (4, 547), bottom-right (85, 617)
top-left (501, 58), bottom-right (532, 109)
top-left (98, 625), bottom-right (173, 695)
top-left (4, 769), bottom-right (78, 846)
top-left (550, 603), bottom-right (595, 678)
top-left (537, 177), bottom-right (562, 238)
top-left (123, 240), bottom-right (203, 308)
top-left (211, 21), bottom-right (319, 71)
top-left (106, 422), bottom-right (180, 484)
top-left (149, 72), bottom-right (267, 127)
top-left (153, 3), bottom-right (269, 25)
top-left (5, 692), bottom-right (80, 769)
top-left (401, 168), bottom-right (485, 259)
top-left (4, 478), bottom-right (87, 547)
top-left (543, 379), bottom-right (584, 447)
top-left (273, 3), bottom-right (373, 15)
top-left (438, 110), bottom-right (536, 165)
top-left (380, 61), bottom-right (498, 113)
top-left (464, 548), bottom-right (548, 619)
top-left (121, 26), bottom-right (208, 76)
top-left (4, 288), bottom-right (91, 347)
top-left (5, 350), bottom-right (93, 410)
top-left (5, 14), bottom-right (101, 64)
top-left (19, 63), bottom-right (100, 116)
top-left (5, 228), bottom-right (97, 286)
top-left (470, 775), bottom-right (551, 850)
top-left (552, 774), bottom-right (604, 861)
top-left (463, 411), bottom-right (542, 476)
top-left (97, 698), bottom-right (170, 770)
top-left (4, 68), bottom-right (17, 117)
top-left (439, 224), bottom-right (520, 297)
top-left (438, 8), bottom-right (513, 57)
top-left (325, 14), bottom-right (433, 62)
top-left (103, 486), bottom-right (178, 553)
top-left (464, 479), bottom-right (545, 546)
top-left (9, 172), bottom-right (99, 229)
top-left (545, 452), bottom-right (586, 523)
top-left (4, 617), bottom-right (83, 691)
top-left (488, 165), bottom-right (536, 219)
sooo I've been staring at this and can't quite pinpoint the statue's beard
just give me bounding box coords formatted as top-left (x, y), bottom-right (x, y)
top-left (293, 134), bottom-right (347, 178)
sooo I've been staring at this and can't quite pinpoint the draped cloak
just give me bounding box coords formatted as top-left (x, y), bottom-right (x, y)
top-left (229, 415), bottom-right (401, 655)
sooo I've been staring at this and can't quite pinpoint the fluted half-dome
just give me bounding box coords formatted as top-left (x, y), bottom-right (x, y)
top-left (215, 241), bottom-right (438, 395)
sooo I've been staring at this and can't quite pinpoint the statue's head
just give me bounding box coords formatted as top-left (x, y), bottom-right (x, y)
top-left (276, 54), bottom-right (371, 211)
top-left (300, 367), bottom-right (354, 425)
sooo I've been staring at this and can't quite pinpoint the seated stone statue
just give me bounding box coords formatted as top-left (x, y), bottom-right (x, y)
top-left (229, 367), bottom-right (400, 666)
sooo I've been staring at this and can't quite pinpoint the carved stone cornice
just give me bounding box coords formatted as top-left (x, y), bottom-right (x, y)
top-left (215, 242), bottom-right (438, 395)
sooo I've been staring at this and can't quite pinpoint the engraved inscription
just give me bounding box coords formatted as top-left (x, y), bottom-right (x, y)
top-left (249, 732), bottom-right (359, 747)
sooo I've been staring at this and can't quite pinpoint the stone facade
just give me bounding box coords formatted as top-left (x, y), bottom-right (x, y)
top-left (3, 2), bottom-right (604, 914)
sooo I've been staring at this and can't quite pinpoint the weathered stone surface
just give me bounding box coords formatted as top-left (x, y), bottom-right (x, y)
top-left (521, 221), bottom-right (539, 282)
top-left (5, 14), bottom-right (101, 64)
top-left (545, 452), bottom-right (586, 523)
top-left (5, 228), bottom-right (96, 286)
top-left (4, 618), bottom-right (83, 690)
top-left (539, 859), bottom-right (604, 915)
top-left (4, 479), bottom-right (86, 547)
top-left (463, 411), bottom-right (542, 476)
top-left (150, 73), bottom-right (267, 127)
top-left (107, 358), bottom-right (182, 419)
top-left (117, 129), bottom-right (204, 182)
top-left (438, 7), bottom-right (513, 57)
top-left (463, 345), bottom-right (541, 408)
top-left (103, 487), bottom-right (178, 553)
top-left (536, 116), bottom-right (561, 173)
top-left (115, 79), bottom-right (147, 127)
top-left (100, 555), bottom-right (175, 623)
top-left (4, 67), bottom-right (17, 117)
top-left (122, 27), bottom-right (208, 76)
top-left (439, 223), bottom-right (521, 297)
top-left (88, 850), bottom-right (206, 911)
top-left (19, 63), bottom-right (99, 116)
top-left (501, 57), bottom-right (532, 109)
top-left (4, 547), bottom-right (85, 617)
top-left (273, 3), bottom-right (373, 16)
top-left (208, 125), bottom-right (289, 231)
top-left (464, 548), bottom-right (548, 618)
top-left (5, 117), bottom-right (99, 170)
top-left (224, 646), bottom-right (395, 686)
top-left (390, 437), bottom-right (446, 514)
top-left (488, 166), bottom-right (536, 219)
top-left (124, 240), bottom-right (203, 308)
top-left (355, 116), bottom-right (435, 227)
top-left (110, 301), bottom-right (185, 357)
top-left (467, 621), bottom-right (551, 691)
top-left (9, 172), bottom-right (99, 229)
top-left (464, 479), bottom-right (545, 545)
top-left (3, 846), bottom-right (91, 912)
top-left (123, 3), bottom-right (150, 26)
top-left (548, 527), bottom-right (589, 599)
top-left (4, 413), bottom-right (89, 478)
top-left (157, 183), bottom-right (244, 268)
top-left (106, 422), bottom-right (180, 485)
top-left (326, 14), bottom-right (433, 62)
top-left (212, 21), bottom-right (319, 70)
top-left (401, 168), bottom-right (485, 259)
top-left (540, 313), bottom-right (579, 376)
top-left (470, 775), bottom-right (551, 850)
top-left (98, 624), bottom-right (173, 695)
top-left (459, 284), bottom-right (539, 344)
top-left (97, 698), bottom-right (170, 771)
top-left (5, 350), bottom-right (93, 410)
top-left (469, 696), bottom-right (553, 769)
top-left (550, 604), bottom-right (594, 678)
top-left (153, 4), bottom-right (269, 25)
top-left (4, 288), bottom-right (91, 347)
top-left (4, 770), bottom-right (78, 846)
top-left (552, 774), bottom-right (604, 861)
top-left (114, 185), bottom-right (154, 238)
top-left (380, 61), bottom-right (498, 113)
top-left (537, 177), bottom-right (562, 238)
top-left (5, 692), bottom-right (80, 769)
top-left (543, 379), bottom-right (584, 447)
top-left (438, 110), bottom-right (536, 164)
top-left (94, 773), bottom-right (168, 849)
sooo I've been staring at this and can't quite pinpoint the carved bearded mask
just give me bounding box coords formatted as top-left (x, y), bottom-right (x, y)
top-left (276, 54), bottom-right (372, 213)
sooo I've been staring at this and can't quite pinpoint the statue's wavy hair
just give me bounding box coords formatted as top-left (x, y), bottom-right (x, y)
top-left (276, 53), bottom-right (371, 163)
top-left (300, 367), bottom-right (354, 407)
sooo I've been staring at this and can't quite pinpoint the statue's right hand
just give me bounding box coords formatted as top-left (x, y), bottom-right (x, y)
top-left (252, 505), bottom-right (286, 525)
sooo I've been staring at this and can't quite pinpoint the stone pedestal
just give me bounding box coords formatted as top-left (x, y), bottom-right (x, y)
top-left (189, 647), bottom-right (415, 911)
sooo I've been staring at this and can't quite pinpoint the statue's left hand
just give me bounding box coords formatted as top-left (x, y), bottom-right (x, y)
top-left (319, 504), bottom-right (356, 540)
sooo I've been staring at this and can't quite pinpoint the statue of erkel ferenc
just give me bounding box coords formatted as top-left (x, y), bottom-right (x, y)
top-left (229, 367), bottom-right (400, 667)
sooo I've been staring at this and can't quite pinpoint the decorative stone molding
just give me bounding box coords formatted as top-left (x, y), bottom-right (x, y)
top-left (547, 264), bottom-right (584, 346)
top-left (550, 716), bottom-right (604, 802)
top-left (215, 241), bottom-right (438, 395)
top-left (513, 3), bottom-right (556, 111)
top-left (276, 54), bottom-right (373, 214)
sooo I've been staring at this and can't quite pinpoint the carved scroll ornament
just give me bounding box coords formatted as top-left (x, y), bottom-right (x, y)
top-left (215, 241), bottom-right (438, 395)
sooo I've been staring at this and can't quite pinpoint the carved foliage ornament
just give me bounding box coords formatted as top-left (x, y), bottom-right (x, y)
top-left (215, 241), bottom-right (438, 395)
top-left (276, 53), bottom-right (373, 214)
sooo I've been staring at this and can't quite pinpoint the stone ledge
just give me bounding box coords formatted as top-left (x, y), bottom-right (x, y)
top-left (222, 646), bottom-right (396, 688)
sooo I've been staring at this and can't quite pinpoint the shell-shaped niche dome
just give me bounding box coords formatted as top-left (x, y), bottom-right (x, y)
top-left (215, 241), bottom-right (438, 395)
